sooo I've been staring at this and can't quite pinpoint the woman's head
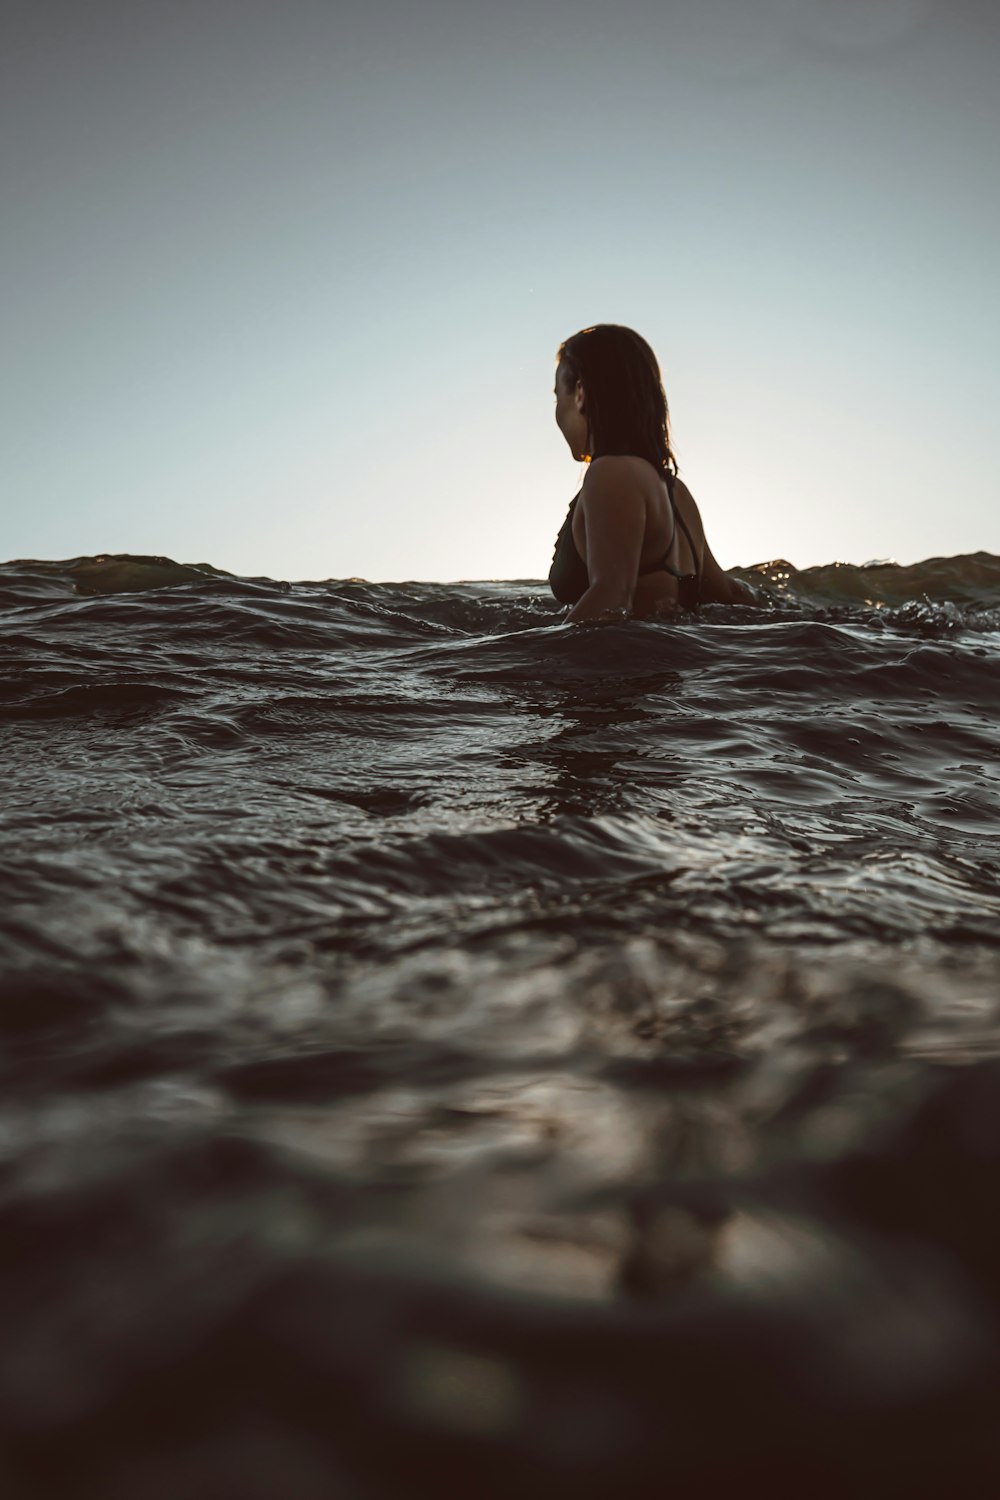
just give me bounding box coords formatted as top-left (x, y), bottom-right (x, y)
top-left (554, 324), bottom-right (677, 474)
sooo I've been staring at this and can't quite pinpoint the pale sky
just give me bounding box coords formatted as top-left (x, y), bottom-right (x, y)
top-left (3, 0), bottom-right (998, 580)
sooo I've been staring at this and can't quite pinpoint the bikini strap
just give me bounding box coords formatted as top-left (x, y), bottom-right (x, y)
top-left (667, 473), bottom-right (702, 578)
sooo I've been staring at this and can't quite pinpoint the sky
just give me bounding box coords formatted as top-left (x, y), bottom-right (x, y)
top-left (3, 0), bottom-right (999, 580)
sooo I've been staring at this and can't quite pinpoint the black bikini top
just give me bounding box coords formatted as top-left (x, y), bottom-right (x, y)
top-left (548, 469), bottom-right (702, 610)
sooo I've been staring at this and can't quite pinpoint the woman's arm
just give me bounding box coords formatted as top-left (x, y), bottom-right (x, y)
top-left (700, 540), bottom-right (756, 605)
top-left (564, 462), bottom-right (645, 624)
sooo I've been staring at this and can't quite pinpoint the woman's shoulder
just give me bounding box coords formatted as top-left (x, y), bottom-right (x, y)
top-left (583, 454), bottom-right (666, 492)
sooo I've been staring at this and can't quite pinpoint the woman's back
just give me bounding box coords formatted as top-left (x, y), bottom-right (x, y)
top-left (550, 456), bottom-right (727, 616)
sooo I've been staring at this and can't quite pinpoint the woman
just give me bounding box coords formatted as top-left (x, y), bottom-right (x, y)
top-left (549, 324), bottom-right (752, 623)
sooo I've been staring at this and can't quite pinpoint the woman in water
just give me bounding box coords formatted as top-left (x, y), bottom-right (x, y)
top-left (549, 324), bottom-right (752, 623)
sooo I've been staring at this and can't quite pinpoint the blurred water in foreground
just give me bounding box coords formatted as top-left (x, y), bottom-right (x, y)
top-left (2, 550), bottom-right (999, 1496)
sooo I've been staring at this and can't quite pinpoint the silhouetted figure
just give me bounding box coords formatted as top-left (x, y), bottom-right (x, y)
top-left (549, 324), bottom-right (753, 622)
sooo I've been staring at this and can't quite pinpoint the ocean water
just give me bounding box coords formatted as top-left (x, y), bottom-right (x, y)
top-left (2, 550), bottom-right (1000, 1497)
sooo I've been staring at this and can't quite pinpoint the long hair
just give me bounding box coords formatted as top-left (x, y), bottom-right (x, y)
top-left (557, 324), bottom-right (677, 475)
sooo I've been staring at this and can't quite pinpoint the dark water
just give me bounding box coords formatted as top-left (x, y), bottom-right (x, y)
top-left (2, 550), bottom-right (1000, 1497)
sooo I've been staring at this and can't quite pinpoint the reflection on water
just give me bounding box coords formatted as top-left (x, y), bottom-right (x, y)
top-left (1, 554), bottom-right (1000, 1495)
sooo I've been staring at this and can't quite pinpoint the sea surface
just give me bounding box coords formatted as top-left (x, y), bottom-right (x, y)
top-left (2, 550), bottom-right (1000, 1497)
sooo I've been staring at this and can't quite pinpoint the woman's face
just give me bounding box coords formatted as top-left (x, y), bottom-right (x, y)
top-left (554, 361), bottom-right (589, 462)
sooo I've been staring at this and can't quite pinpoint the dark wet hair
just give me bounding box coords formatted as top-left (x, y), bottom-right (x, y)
top-left (557, 324), bottom-right (677, 475)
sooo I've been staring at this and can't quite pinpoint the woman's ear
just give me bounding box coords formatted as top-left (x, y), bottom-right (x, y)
top-left (575, 380), bottom-right (586, 414)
